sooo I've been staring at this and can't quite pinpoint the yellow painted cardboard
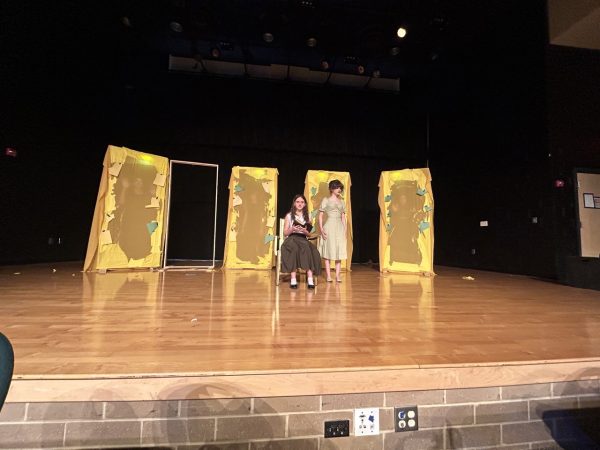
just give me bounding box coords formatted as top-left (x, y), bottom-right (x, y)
top-left (223, 166), bottom-right (278, 269)
top-left (84, 146), bottom-right (168, 271)
top-left (378, 168), bottom-right (434, 274)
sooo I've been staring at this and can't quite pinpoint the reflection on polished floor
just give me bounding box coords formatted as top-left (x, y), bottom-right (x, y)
top-left (1, 262), bottom-right (600, 378)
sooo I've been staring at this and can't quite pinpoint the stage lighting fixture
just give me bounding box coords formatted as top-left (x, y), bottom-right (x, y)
top-left (373, 69), bottom-right (381, 78)
top-left (357, 65), bottom-right (365, 75)
top-left (390, 46), bottom-right (400, 56)
top-left (170, 21), bottom-right (183, 33)
top-left (220, 41), bottom-right (234, 51)
top-left (431, 16), bottom-right (448, 31)
top-left (263, 32), bottom-right (274, 43)
top-left (320, 59), bottom-right (330, 70)
top-left (397, 27), bottom-right (407, 38)
top-left (120, 16), bottom-right (132, 28)
top-left (306, 37), bottom-right (317, 47)
top-left (211, 47), bottom-right (221, 58)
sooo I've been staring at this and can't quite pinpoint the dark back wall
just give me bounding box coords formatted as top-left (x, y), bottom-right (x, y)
top-left (427, 0), bottom-right (553, 278)
top-left (1, 66), bottom-right (551, 274)
top-left (1, 75), bottom-right (429, 265)
top-left (547, 45), bottom-right (600, 270)
top-left (2, 0), bottom-right (572, 280)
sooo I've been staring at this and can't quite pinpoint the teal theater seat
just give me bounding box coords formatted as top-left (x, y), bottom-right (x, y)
top-left (0, 333), bottom-right (14, 412)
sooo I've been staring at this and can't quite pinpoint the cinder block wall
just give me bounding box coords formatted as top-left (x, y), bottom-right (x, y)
top-left (0, 380), bottom-right (598, 449)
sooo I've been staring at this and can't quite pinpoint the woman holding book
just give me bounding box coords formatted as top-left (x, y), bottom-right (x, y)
top-left (281, 194), bottom-right (321, 289)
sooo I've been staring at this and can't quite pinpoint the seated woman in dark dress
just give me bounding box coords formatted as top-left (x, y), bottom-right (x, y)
top-left (280, 194), bottom-right (322, 289)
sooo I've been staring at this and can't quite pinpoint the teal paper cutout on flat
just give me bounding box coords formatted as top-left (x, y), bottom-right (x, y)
top-left (146, 221), bottom-right (159, 235)
top-left (417, 188), bottom-right (427, 196)
top-left (310, 186), bottom-right (317, 197)
top-left (234, 184), bottom-right (243, 192)
top-left (386, 223), bottom-right (392, 232)
top-left (384, 195), bottom-right (392, 202)
top-left (310, 209), bottom-right (319, 219)
top-left (264, 234), bottom-right (275, 244)
top-left (418, 221), bottom-right (430, 233)
top-left (387, 210), bottom-right (392, 217)
top-left (424, 205), bottom-right (433, 212)
top-left (311, 226), bottom-right (316, 233)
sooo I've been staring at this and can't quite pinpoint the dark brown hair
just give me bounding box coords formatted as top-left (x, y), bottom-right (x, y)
top-left (328, 179), bottom-right (344, 192)
top-left (288, 194), bottom-right (310, 225)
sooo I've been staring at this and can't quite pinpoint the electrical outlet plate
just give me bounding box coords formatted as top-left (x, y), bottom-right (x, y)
top-left (394, 406), bottom-right (418, 432)
top-left (354, 408), bottom-right (379, 436)
top-left (324, 420), bottom-right (349, 438)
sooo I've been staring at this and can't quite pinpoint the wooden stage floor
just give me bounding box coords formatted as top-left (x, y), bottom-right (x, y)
top-left (2, 262), bottom-right (600, 402)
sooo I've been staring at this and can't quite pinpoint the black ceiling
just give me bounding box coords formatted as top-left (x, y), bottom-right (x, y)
top-left (0, 0), bottom-right (547, 105)
top-left (108, 0), bottom-right (547, 83)
top-left (160, 0), bottom-right (450, 70)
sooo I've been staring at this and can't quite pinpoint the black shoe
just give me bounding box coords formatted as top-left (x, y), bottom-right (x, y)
top-left (290, 282), bottom-right (298, 289)
top-left (307, 283), bottom-right (315, 289)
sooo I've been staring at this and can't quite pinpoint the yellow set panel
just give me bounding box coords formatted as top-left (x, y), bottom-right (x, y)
top-left (84, 145), bottom-right (169, 271)
top-left (304, 170), bottom-right (353, 269)
top-left (223, 166), bottom-right (278, 269)
top-left (378, 168), bottom-right (434, 274)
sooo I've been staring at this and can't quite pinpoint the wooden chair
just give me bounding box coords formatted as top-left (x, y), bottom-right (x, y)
top-left (274, 218), bottom-right (319, 286)
top-left (274, 219), bottom-right (285, 286)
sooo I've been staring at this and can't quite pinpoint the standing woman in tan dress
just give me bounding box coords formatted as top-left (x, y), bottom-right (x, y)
top-left (318, 180), bottom-right (347, 282)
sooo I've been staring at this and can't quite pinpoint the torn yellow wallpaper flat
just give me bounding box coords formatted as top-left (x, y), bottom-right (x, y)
top-left (304, 170), bottom-right (353, 270)
top-left (378, 168), bottom-right (434, 274)
top-left (84, 145), bottom-right (169, 271)
top-left (223, 166), bottom-right (278, 269)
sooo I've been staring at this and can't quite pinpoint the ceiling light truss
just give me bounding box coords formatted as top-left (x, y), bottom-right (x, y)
top-left (168, 55), bottom-right (399, 92)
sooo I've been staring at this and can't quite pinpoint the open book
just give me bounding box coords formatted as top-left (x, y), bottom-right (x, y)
top-left (292, 219), bottom-right (312, 231)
